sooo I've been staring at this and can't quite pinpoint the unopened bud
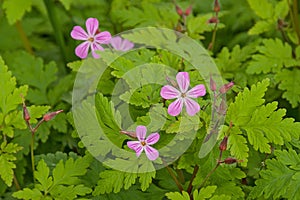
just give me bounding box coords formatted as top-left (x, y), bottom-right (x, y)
top-left (21, 94), bottom-right (30, 121)
top-left (214, 0), bottom-right (221, 13)
top-left (218, 98), bottom-right (227, 115)
top-left (120, 130), bottom-right (137, 138)
top-left (223, 158), bottom-right (238, 164)
top-left (210, 76), bottom-right (217, 91)
top-left (219, 81), bottom-right (234, 94)
top-left (166, 76), bottom-right (178, 88)
top-left (176, 5), bottom-right (183, 16)
top-left (207, 16), bottom-right (219, 24)
top-left (185, 5), bottom-right (192, 16)
top-left (219, 136), bottom-right (228, 151)
top-left (43, 110), bottom-right (63, 122)
top-left (22, 105), bottom-right (30, 121)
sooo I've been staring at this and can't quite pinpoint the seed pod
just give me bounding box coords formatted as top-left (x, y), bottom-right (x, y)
top-left (219, 81), bottom-right (234, 94)
top-left (43, 110), bottom-right (63, 122)
top-left (185, 5), bottom-right (192, 16)
top-left (120, 130), bottom-right (137, 138)
top-left (223, 158), bottom-right (238, 164)
top-left (214, 0), bottom-right (221, 13)
top-left (210, 76), bottom-right (217, 91)
top-left (219, 136), bottom-right (228, 151)
top-left (176, 5), bottom-right (183, 16)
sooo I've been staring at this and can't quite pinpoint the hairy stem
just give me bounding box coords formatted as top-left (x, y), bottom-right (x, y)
top-left (187, 165), bottom-right (199, 194)
top-left (166, 165), bottom-right (184, 192)
top-left (43, 0), bottom-right (67, 74)
top-left (197, 163), bottom-right (220, 190)
top-left (13, 173), bottom-right (21, 191)
top-left (15, 21), bottom-right (33, 54)
top-left (30, 133), bottom-right (35, 183)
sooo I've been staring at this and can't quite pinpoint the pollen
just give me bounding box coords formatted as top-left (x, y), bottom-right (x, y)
top-left (181, 93), bottom-right (186, 98)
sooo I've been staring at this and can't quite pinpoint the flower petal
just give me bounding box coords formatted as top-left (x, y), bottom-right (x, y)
top-left (136, 125), bottom-right (147, 141)
top-left (127, 141), bottom-right (143, 157)
top-left (91, 42), bottom-right (104, 59)
top-left (176, 72), bottom-right (190, 93)
top-left (71, 26), bottom-right (88, 40)
top-left (75, 41), bottom-right (90, 59)
top-left (95, 31), bottom-right (112, 44)
top-left (184, 97), bottom-right (200, 116)
top-left (146, 133), bottom-right (160, 145)
top-left (186, 84), bottom-right (206, 98)
top-left (110, 36), bottom-right (122, 50)
top-left (168, 98), bottom-right (183, 116)
top-left (120, 39), bottom-right (134, 51)
top-left (160, 85), bottom-right (181, 99)
top-left (144, 145), bottom-right (159, 160)
top-left (86, 18), bottom-right (99, 36)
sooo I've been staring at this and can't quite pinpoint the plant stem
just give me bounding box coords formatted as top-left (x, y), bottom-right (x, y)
top-left (165, 165), bottom-right (184, 191)
top-left (187, 165), bottom-right (199, 194)
top-left (208, 13), bottom-right (219, 51)
top-left (13, 173), bottom-right (21, 191)
top-left (30, 133), bottom-right (35, 183)
top-left (292, 0), bottom-right (300, 44)
top-left (197, 163), bottom-right (220, 190)
top-left (288, 0), bottom-right (300, 44)
top-left (43, 0), bottom-right (67, 74)
top-left (15, 21), bottom-right (33, 54)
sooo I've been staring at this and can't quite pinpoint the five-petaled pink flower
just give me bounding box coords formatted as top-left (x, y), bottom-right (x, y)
top-left (160, 72), bottom-right (206, 116)
top-left (70, 18), bottom-right (111, 59)
top-left (127, 126), bottom-right (160, 161)
top-left (110, 36), bottom-right (134, 51)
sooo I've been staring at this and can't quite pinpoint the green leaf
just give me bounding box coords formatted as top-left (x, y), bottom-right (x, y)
top-left (227, 79), bottom-right (268, 126)
top-left (3, 51), bottom-right (58, 104)
top-left (0, 142), bottom-right (23, 187)
top-left (275, 68), bottom-right (300, 108)
top-left (193, 185), bottom-right (217, 200)
top-left (250, 150), bottom-right (300, 199)
top-left (28, 105), bottom-right (50, 124)
top-left (247, 39), bottom-right (297, 74)
top-left (139, 171), bottom-right (156, 191)
top-left (2, 0), bottom-right (32, 24)
top-left (0, 56), bottom-right (28, 116)
top-left (248, 20), bottom-right (273, 35)
top-left (166, 191), bottom-right (190, 200)
top-left (227, 79), bottom-right (300, 158)
top-left (227, 126), bottom-right (249, 166)
top-left (13, 188), bottom-right (43, 200)
top-left (52, 156), bottom-right (91, 185)
top-left (247, 0), bottom-right (273, 19)
top-left (58, 0), bottom-right (73, 10)
top-left (34, 159), bottom-right (53, 192)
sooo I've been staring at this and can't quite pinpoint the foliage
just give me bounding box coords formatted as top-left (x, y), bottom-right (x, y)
top-left (0, 0), bottom-right (300, 199)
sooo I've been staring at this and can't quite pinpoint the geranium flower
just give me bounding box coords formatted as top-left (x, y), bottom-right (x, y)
top-left (70, 18), bottom-right (111, 59)
top-left (160, 72), bottom-right (206, 116)
top-left (110, 36), bottom-right (134, 51)
top-left (127, 126), bottom-right (160, 161)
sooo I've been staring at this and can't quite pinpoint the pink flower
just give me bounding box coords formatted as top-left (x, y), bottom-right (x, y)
top-left (127, 126), bottom-right (160, 161)
top-left (160, 72), bottom-right (206, 116)
top-left (110, 36), bottom-right (134, 51)
top-left (70, 18), bottom-right (111, 59)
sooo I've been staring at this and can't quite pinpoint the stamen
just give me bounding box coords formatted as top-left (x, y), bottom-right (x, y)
top-left (181, 93), bottom-right (186, 98)
top-left (140, 141), bottom-right (146, 146)
top-left (88, 37), bottom-right (94, 42)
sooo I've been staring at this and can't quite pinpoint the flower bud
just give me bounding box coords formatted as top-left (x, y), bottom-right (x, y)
top-left (214, 0), bottom-right (221, 13)
top-left (120, 130), bottom-right (137, 138)
top-left (22, 105), bottom-right (30, 121)
top-left (219, 136), bottom-right (228, 151)
top-left (207, 16), bottom-right (219, 24)
top-left (218, 98), bottom-right (227, 115)
top-left (210, 76), bottom-right (217, 91)
top-left (219, 81), bottom-right (234, 94)
top-left (184, 5), bottom-right (192, 16)
top-left (176, 5), bottom-right (183, 16)
top-left (43, 110), bottom-right (63, 122)
top-left (223, 158), bottom-right (237, 164)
